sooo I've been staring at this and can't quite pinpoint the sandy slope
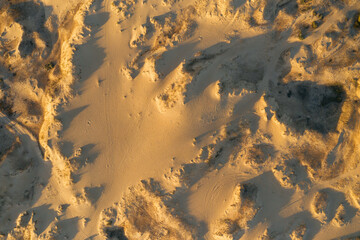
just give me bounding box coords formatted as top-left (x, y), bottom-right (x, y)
top-left (0, 0), bottom-right (360, 239)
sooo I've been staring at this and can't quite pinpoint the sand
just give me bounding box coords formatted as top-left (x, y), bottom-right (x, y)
top-left (0, 0), bottom-right (360, 239)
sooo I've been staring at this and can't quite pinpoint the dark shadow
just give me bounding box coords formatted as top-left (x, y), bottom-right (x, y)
top-left (103, 226), bottom-right (128, 240)
top-left (347, 10), bottom-right (360, 37)
top-left (231, 0), bottom-right (246, 9)
top-left (0, 64), bottom-right (11, 80)
top-left (71, 171), bottom-right (83, 184)
top-left (0, 123), bottom-right (16, 162)
top-left (269, 81), bottom-right (346, 134)
top-left (58, 141), bottom-right (74, 158)
top-left (326, 131), bottom-right (344, 165)
top-left (127, 10), bottom-right (198, 81)
top-left (138, 178), bottom-right (207, 239)
top-left (57, 105), bottom-right (88, 133)
top-left (183, 41), bottom-right (230, 103)
top-left (232, 94), bottom-right (262, 134)
top-left (73, 0), bottom-right (109, 85)
top-left (68, 144), bottom-right (99, 183)
top-left (0, 119), bottom-right (52, 235)
top-left (319, 188), bottom-right (358, 224)
top-left (246, 172), bottom-right (322, 239)
top-left (69, 143), bottom-right (99, 167)
top-left (59, 142), bottom-right (99, 164)
top-left (183, 119), bottom-right (250, 187)
top-left (249, 172), bottom-right (295, 224)
top-left (84, 185), bottom-right (104, 205)
top-left (263, 0), bottom-right (298, 23)
top-left (9, 1), bottom-right (54, 58)
top-left (283, 211), bottom-right (321, 240)
top-left (154, 40), bottom-right (199, 82)
top-left (166, 187), bottom-right (208, 240)
top-left (56, 0), bottom-right (106, 185)
top-left (56, 217), bottom-right (80, 239)
top-left (182, 31), bottom-right (300, 104)
top-left (338, 231), bottom-right (360, 240)
top-left (161, 119), bottom-right (260, 239)
top-left (1, 204), bottom-right (56, 235)
top-left (31, 204), bottom-right (57, 235)
top-left (79, 143), bottom-right (99, 165)
top-left (57, 204), bottom-right (70, 216)
top-left (84, 234), bottom-right (98, 240)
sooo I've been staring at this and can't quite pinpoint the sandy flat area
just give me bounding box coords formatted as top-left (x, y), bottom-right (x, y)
top-left (0, 0), bottom-right (360, 239)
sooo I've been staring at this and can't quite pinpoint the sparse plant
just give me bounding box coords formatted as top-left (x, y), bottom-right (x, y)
top-left (44, 62), bottom-right (55, 71)
top-left (298, 30), bottom-right (305, 40)
top-left (313, 11), bottom-right (324, 20)
top-left (312, 21), bottom-right (318, 29)
top-left (354, 13), bottom-right (360, 28)
top-left (332, 84), bottom-right (345, 102)
top-left (299, 0), bottom-right (312, 11)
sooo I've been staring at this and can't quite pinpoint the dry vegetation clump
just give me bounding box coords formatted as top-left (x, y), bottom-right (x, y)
top-left (111, 0), bottom-right (138, 24)
top-left (124, 6), bottom-right (198, 81)
top-left (152, 6), bottom-right (197, 50)
top-left (5, 211), bottom-right (37, 240)
top-left (156, 62), bottom-right (192, 110)
top-left (241, 143), bottom-right (275, 169)
top-left (350, 182), bottom-right (360, 207)
top-left (312, 191), bottom-right (328, 216)
top-left (0, 2), bottom-right (96, 237)
top-left (272, 157), bottom-right (312, 190)
top-left (0, 0), bottom-right (93, 138)
top-left (290, 224), bottom-right (307, 240)
top-left (0, 0), bottom-right (95, 192)
top-left (99, 180), bottom-right (195, 239)
top-left (289, 131), bottom-right (359, 181)
top-left (353, 12), bottom-right (360, 28)
top-left (294, 143), bottom-right (325, 173)
top-left (298, 0), bottom-right (313, 13)
top-left (131, 6), bottom-right (197, 50)
top-left (0, 126), bottom-right (18, 163)
top-left (212, 183), bottom-right (259, 239)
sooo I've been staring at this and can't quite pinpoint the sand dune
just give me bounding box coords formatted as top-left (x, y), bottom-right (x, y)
top-left (0, 0), bottom-right (360, 239)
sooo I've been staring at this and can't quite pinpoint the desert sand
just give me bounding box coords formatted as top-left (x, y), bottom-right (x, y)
top-left (0, 0), bottom-right (360, 239)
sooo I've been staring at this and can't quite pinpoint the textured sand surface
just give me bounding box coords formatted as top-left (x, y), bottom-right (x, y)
top-left (0, 0), bottom-right (360, 239)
